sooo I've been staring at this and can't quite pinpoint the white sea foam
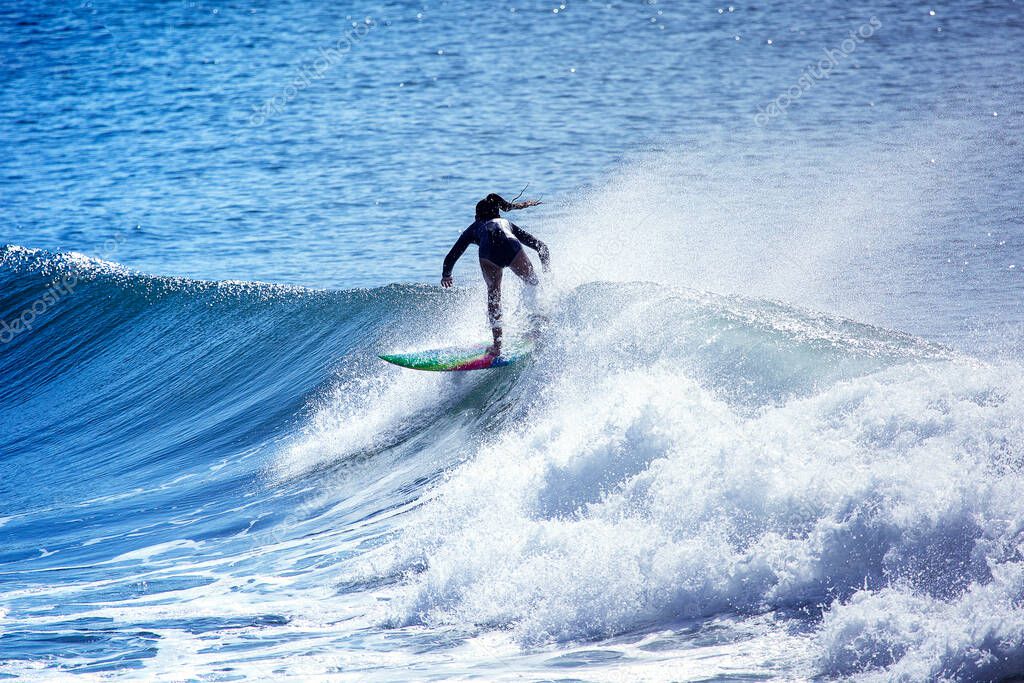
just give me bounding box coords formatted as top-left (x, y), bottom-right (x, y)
top-left (817, 565), bottom-right (1024, 680)
top-left (375, 355), bottom-right (1024, 677)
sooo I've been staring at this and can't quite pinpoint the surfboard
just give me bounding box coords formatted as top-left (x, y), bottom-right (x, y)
top-left (379, 340), bottom-right (533, 371)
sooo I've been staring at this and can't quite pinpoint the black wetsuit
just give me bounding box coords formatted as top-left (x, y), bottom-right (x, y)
top-left (442, 218), bottom-right (549, 276)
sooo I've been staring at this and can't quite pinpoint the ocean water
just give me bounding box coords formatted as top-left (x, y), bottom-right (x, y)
top-left (2, 0), bottom-right (1024, 680)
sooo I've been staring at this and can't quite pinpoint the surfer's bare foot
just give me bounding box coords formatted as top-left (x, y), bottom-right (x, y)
top-left (485, 344), bottom-right (501, 357)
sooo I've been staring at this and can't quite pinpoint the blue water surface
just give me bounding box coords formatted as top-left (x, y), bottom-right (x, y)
top-left (2, 1), bottom-right (1024, 680)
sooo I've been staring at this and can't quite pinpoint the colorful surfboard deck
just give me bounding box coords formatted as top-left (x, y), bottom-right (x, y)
top-left (379, 340), bottom-right (533, 371)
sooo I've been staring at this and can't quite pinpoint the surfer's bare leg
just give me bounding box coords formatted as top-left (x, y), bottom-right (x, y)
top-left (509, 249), bottom-right (539, 286)
top-left (509, 248), bottom-right (540, 313)
top-left (480, 258), bottom-right (503, 355)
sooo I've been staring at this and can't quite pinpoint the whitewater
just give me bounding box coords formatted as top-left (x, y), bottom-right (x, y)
top-left (3, 0), bottom-right (1024, 680)
top-left (3, 171), bottom-right (1024, 678)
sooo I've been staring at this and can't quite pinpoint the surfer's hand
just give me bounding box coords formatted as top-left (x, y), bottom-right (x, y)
top-left (441, 276), bottom-right (453, 288)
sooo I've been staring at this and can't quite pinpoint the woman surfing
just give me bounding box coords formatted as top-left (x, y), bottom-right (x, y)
top-left (441, 193), bottom-right (550, 357)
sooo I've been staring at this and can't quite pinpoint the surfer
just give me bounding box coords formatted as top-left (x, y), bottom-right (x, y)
top-left (441, 193), bottom-right (550, 357)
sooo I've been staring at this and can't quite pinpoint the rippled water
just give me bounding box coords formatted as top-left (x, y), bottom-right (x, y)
top-left (4, 2), bottom-right (1021, 318)
top-left (2, 0), bottom-right (1024, 681)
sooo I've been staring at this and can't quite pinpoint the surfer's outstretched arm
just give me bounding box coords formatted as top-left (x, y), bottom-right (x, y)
top-left (441, 225), bottom-right (477, 287)
top-left (510, 224), bottom-right (550, 272)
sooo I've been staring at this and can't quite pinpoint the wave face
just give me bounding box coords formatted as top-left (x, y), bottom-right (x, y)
top-left (2, 245), bottom-right (1023, 681)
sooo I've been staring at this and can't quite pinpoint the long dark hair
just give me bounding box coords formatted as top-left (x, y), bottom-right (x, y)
top-left (475, 192), bottom-right (541, 221)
